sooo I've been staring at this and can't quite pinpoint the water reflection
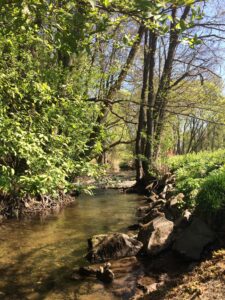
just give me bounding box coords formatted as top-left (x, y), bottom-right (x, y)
top-left (0, 190), bottom-right (140, 299)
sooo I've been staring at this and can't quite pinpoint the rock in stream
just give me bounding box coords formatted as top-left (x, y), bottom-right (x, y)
top-left (86, 233), bottom-right (143, 263)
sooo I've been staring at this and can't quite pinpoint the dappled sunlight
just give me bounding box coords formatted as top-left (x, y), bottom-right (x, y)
top-left (0, 191), bottom-right (140, 299)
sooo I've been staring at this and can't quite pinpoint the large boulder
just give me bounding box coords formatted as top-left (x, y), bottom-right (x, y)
top-left (173, 217), bottom-right (215, 260)
top-left (138, 215), bottom-right (174, 255)
top-left (86, 233), bottom-right (143, 263)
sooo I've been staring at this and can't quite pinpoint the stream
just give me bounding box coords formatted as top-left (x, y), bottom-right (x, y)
top-left (0, 190), bottom-right (141, 300)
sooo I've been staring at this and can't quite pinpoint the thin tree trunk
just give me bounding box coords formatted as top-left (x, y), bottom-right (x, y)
top-left (86, 25), bottom-right (145, 157)
top-left (142, 30), bottom-right (157, 179)
top-left (135, 30), bottom-right (148, 181)
top-left (154, 6), bottom-right (191, 158)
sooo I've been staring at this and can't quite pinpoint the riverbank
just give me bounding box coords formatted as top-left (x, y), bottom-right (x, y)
top-left (143, 248), bottom-right (225, 300)
top-left (75, 169), bottom-right (225, 300)
top-left (0, 171), bottom-right (136, 221)
top-left (0, 193), bottom-right (75, 222)
top-left (0, 170), bottom-right (224, 299)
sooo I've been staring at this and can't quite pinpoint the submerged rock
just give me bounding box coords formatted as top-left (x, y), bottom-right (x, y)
top-left (96, 263), bottom-right (114, 283)
top-left (138, 216), bottom-right (174, 255)
top-left (71, 266), bottom-right (97, 281)
top-left (72, 263), bottom-right (115, 284)
top-left (86, 233), bottom-right (143, 263)
top-left (173, 217), bottom-right (215, 260)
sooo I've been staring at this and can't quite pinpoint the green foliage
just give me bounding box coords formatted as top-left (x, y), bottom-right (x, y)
top-left (168, 150), bottom-right (225, 176)
top-left (167, 150), bottom-right (225, 214)
top-left (197, 167), bottom-right (225, 213)
top-left (0, 1), bottom-right (102, 198)
top-left (0, 0), bottom-right (214, 202)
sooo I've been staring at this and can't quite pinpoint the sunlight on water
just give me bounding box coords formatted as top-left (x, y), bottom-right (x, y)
top-left (0, 190), bottom-right (140, 300)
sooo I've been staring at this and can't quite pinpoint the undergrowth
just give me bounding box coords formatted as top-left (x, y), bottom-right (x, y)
top-left (167, 150), bottom-right (225, 219)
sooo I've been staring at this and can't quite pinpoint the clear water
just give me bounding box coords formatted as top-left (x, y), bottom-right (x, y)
top-left (0, 190), bottom-right (141, 300)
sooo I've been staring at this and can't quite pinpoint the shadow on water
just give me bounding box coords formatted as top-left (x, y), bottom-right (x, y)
top-left (0, 243), bottom-right (85, 299)
top-left (0, 190), bottom-right (141, 300)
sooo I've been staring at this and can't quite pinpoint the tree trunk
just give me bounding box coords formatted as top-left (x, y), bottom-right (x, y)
top-left (135, 30), bottom-right (148, 181)
top-left (142, 30), bottom-right (157, 180)
top-left (85, 24), bottom-right (145, 157)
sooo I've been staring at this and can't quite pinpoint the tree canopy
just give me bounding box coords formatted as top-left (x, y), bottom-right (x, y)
top-left (0, 0), bottom-right (225, 199)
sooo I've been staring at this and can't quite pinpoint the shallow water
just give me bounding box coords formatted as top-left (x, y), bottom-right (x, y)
top-left (0, 190), bottom-right (141, 300)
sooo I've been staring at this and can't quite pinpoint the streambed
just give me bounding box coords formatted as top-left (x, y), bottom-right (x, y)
top-left (0, 190), bottom-right (141, 300)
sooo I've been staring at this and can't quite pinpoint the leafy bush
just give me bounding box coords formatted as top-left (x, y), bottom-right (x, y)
top-left (197, 167), bottom-right (225, 213)
top-left (167, 150), bottom-right (225, 215)
top-left (168, 150), bottom-right (225, 177)
top-left (0, 3), bottom-right (101, 199)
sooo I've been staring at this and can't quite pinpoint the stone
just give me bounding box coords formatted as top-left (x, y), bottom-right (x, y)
top-left (130, 290), bottom-right (144, 300)
top-left (175, 209), bottom-right (192, 228)
top-left (137, 276), bottom-right (155, 293)
top-left (138, 199), bottom-right (166, 225)
top-left (167, 193), bottom-right (185, 218)
top-left (71, 266), bottom-right (97, 280)
top-left (145, 283), bottom-right (158, 293)
top-left (96, 263), bottom-right (114, 283)
top-left (137, 276), bottom-right (165, 296)
top-left (148, 192), bottom-right (159, 203)
top-left (173, 217), bottom-right (215, 260)
top-left (140, 208), bottom-right (163, 224)
top-left (152, 199), bottom-right (166, 208)
top-left (137, 205), bottom-right (151, 217)
top-left (86, 233), bottom-right (143, 263)
top-left (138, 216), bottom-right (174, 255)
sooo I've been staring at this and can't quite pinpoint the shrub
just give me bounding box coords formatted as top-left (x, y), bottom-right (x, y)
top-left (197, 167), bottom-right (225, 213)
top-left (167, 150), bottom-right (225, 218)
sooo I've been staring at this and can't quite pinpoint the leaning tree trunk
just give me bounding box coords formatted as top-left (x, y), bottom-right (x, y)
top-left (153, 5), bottom-right (191, 159)
top-left (85, 25), bottom-right (145, 159)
